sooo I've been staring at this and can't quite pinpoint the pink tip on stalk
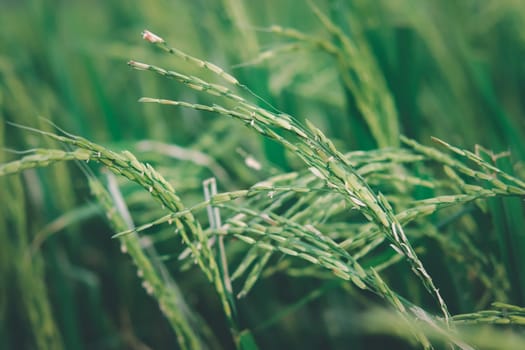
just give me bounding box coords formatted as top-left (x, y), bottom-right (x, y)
top-left (142, 30), bottom-right (164, 43)
top-left (128, 60), bottom-right (150, 70)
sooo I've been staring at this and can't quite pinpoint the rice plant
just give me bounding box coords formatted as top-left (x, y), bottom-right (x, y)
top-left (1, 1), bottom-right (525, 349)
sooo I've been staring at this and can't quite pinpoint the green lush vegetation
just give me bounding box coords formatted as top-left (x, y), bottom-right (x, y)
top-left (2, 1), bottom-right (525, 349)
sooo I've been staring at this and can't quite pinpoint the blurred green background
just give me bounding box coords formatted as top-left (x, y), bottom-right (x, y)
top-left (1, 0), bottom-right (525, 349)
